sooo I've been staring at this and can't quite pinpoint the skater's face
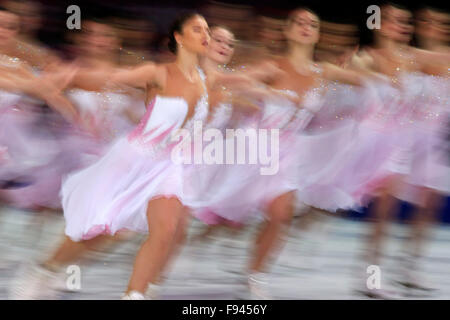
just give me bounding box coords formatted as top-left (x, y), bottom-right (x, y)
top-left (174, 15), bottom-right (210, 56)
top-left (285, 10), bottom-right (320, 46)
top-left (4, 0), bottom-right (42, 34)
top-left (82, 22), bottom-right (119, 55)
top-left (207, 27), bottom-right (235, 64)
top-left (0, 11), bottom-right (19, 42)
top-left (319, 21), bottom-right (358, 58)
top-left (258, 16), bottom-right (286, 53)
top-left (416, 9), bottom-right (450, 43)
top-left (381, 6), bottom-right (413, 43)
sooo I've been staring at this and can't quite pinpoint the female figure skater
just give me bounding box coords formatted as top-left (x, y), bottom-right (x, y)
top-left (308, 3), bottom-right (447, 298)
top-left (0, 8), bottom-right (96, 211)
top-left (189, 24), bottom-right (275, 238)
top-left (187, 7), bottom-right (369, 299)
top-left (289, 23), bottom-right (369, 270)
top-left (2, 0), bottom-right (59, 70)
top-left (185, 25), bottom-right (277, 281)
top-left (66, 19), bottom-right (144, 144)
top-left (353, 4), bottom-right (448, 298)
top-left (391, 6), bottom-right (449, 293)
top-left (243, 8), bottom-right (371, 299)
top-left (12, 13), bottom-right (213, 300)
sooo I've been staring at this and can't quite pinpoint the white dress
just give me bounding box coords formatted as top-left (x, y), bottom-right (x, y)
top-left (62, 69), bottom-right (209, 241)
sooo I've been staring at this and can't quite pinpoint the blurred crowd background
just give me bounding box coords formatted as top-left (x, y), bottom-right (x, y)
top-left (2, 0), bottom-right (447, 60)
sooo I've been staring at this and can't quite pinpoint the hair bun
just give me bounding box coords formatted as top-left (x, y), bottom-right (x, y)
top-left (167, 35), bottom-right (177, 54)
top-left (167, 12), bottom-right (200, 54)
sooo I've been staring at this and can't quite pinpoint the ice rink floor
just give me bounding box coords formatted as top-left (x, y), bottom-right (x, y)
top-left (1, 206), bottom-right (449, 300)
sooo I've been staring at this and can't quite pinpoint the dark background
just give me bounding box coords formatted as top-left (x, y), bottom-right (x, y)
top-left (23, 0), bottom-right (450, 49)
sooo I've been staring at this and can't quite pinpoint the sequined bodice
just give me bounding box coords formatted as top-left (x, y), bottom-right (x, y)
top-left (304, 82), bottom-right (374, 132)
top-left (361, 73), bottom-right (416, 127)
top-left (181, 89), bottom-right (209, 133)
top-left (261, 64), bottom-right (327, 131)
top-left (68, 90), bottom-right (131, 114)
top-left (128, 68), bottom-right (209, 154)
top-left (410, 72), bottom-right (449, 127)
top-left (67, 90), bottom-right (135, 138)
top-left (260, 89), bottom-right (299, 129)
top-left (206, 103), bottom-right (233, 130)
top-left (0, 54), bottom-right (39, 108)
top-left (261, 77), bottom-right (328, 133)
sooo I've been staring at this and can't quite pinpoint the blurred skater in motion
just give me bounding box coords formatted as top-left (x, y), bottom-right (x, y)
top-left (113, 14), bottom-right (157, 66)
top-left (0, 15), bottom-right (115, 212)
top-left (2, 19), bottom-right (147, 209)
top-left (65, 19), bottom-right (145, 142)
top-left (291, 20), bottom-right (361, 270)
top-left (0, 7), bottom-right (85, 210)
top-left (0, 6), bottom-right (100, 271)
top-left (186, 24), bottom-right (275, 275)
top-left (188, 25), bottom-right (247, 245)
top-left (240, 7), bottom-right (373, 299)
top-left (2, 0), bottom-right (58, 69)
top-left (389, 6), bottom-right (449, 294)
top-left (328, 3), bottom-right (450, 298)
top-left (184, 7), bottom-right (372, 299)
top-left (256, 13), bottom-right (287, 57)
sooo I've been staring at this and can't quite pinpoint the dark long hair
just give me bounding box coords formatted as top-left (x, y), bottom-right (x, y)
top-left (167, 12), bottom-right (201, 54)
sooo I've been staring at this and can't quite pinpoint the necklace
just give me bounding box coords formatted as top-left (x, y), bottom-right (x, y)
top-left (176, 63), bottom-right (197, 83)
top-left (391, 46), bottom-right (413, 59)
top-left (388, 46), bottom-right (416, 72)
top-left (0, 53), bottom-right (21, 68)
top-left (217, 63), bottom-right (234, 72)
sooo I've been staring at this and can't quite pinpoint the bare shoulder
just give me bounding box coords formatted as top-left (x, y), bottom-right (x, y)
top-left (319, 61), bottom-right (338, 73)
top-left (414, 47), bottom-right (450, 62)
top-left (412, 47), bottom-right (430, 60)
top-left (264, 56), bottom-right (283, 68)
top-left (355, 49), bottom-right (375, 69)
top-left (319, 61), bottom-right (339, 79)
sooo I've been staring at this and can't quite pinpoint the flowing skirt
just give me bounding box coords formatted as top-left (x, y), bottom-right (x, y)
top-left (62, 136), bottom-right (184, 241)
